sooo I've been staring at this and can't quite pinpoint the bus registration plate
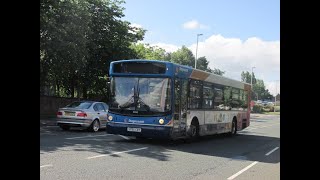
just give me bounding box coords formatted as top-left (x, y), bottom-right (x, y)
top-left (127, 127), bottom-right (141, 132)
top-left (64, 112), bottom-right (75, 116)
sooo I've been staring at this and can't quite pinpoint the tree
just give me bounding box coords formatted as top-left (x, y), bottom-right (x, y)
top-left (170, 45), bottom-right (195, 67)
top-left (196, 56), bottom-right (212, 72)
top-left (241, 71), bottom-right (256, 84)
top-left (40, 0), bottom-right (91, 97)
top-left (240, 71), bottom-right (273, 100)
top-left (83, 0), bottom-right (145, 100)
top-left (40, 0), bottom-right (146, 101)
top-left (195, 56), bottom-right (225, 75)
top-left (212, 68), bottom-right (225, 76)
top-left (252, 79), bottom-right (273, 100)
top-left (129, 43), bottom-right (170, 61)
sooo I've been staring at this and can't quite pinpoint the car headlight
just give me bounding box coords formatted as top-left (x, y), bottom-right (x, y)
top-left (108, 115), bottom-right (113, 121)
top-left (159, 118), bottom-right (164, 125)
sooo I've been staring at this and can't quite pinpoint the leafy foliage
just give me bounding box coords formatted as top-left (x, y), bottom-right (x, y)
top-left (241, 71), bottom-right (273, 100)
top-left (129, 43), bottom-right (170, 60)
top-left (40, 0), bottom-right (145, 100)
top-left (129, 44), bottom-right (224, 75)
top-left (170, 45), bottom-right (195, 67)
top-left (241, 71), bottom-right (256, 84)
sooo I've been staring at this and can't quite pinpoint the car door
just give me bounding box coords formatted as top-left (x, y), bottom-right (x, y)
top-left (96, 103), bottom-right (108, 128)
top-left (102, 103), bottom-right (109, 113)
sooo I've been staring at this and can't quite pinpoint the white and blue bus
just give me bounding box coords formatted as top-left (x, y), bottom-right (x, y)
top-left (106, 60), bottom-right (251, 140)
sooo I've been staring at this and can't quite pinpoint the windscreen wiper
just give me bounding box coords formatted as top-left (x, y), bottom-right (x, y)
top-left (119, 80), bottom-right (151, 112)
top-left (119, 85), bottom-right (137, 109)
top-left (119, 96), bottom-right (135, 109)
top-left (136, 89), bottom-right (151, 111)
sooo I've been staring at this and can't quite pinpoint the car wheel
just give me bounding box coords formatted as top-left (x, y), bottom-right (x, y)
top-left (60, 125), bottom-right (70, 131)
top-left (90, 120), bottom-right (100, 132)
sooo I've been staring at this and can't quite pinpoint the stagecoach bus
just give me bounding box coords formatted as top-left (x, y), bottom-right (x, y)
top-left (106, 59), bottom-right (251, 140)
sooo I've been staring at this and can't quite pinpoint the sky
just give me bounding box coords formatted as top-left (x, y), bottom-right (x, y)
top-left (122, 0), bottom-right (280, 96)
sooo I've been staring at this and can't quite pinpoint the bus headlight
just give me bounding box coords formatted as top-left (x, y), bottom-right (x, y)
top-left (108, 115), bottom-right (113, 121)
top-left (159, 118), bottom-right (164, 125)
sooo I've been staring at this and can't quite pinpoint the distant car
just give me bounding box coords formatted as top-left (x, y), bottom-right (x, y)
top-left (261, 101), bottom-right (273, 106)
top-left (56, 101), bottom-right (109, 132)
top-left (267, 102), bottom-right (274, 106)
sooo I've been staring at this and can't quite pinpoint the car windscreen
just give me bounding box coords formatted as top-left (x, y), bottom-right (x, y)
top-left (66, 102), bottom-right (93, 109)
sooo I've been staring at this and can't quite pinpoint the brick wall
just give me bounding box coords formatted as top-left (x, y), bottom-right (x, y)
top-left (40, 96), bottom-right (84, 117)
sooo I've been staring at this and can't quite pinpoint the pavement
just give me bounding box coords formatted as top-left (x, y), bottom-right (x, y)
top-left (40, 118), bottom-right (57, 127)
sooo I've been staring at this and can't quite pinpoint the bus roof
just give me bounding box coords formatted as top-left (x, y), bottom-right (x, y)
top-left (110, 59), bottom-right (251, 90)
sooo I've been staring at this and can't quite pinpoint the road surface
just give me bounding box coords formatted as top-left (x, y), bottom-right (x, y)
top-left (40, 114), bottom-right (280, 180)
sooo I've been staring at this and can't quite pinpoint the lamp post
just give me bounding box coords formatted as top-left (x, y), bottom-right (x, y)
top-left (195, 33), bottom-right (203, 69)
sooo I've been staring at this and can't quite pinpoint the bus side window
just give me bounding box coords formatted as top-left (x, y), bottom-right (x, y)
top-left (224, 86), bottom-right (232, 110)
top-left (202, 82), bottom-right (214, 109)
top-left (189, 80), bottom-right (202, 109)
top-left (231, 88), bottom-right (240, 110)
top-left (213, 87), bottom-right (224, 110)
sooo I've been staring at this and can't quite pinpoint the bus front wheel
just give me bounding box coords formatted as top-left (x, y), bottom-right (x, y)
top-left (229, 119), bottom-right (237, 136)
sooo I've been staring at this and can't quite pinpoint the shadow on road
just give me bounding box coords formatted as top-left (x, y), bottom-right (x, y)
top-left (40, 126), bottom-right (279, 164)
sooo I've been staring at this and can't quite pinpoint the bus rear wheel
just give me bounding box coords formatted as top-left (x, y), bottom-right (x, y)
top-left (229, 119), bottom-right (237, 136)
top-left (188, 119), bottom-right (199, 141)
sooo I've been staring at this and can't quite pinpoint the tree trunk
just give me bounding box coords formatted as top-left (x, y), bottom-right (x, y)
top-left (83, 86), bottom-right (87, 99)
top-left (71, 79), bottom-right (75, 98)
top-left (56, 83), bottom-right (60, 97)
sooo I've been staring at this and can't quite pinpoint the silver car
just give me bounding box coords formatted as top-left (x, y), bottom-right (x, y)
top-left (56, 101), bottom-right (109, 132)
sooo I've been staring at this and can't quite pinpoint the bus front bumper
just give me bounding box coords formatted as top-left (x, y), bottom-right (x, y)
top-left (106, 122), bottom-right (172, 139)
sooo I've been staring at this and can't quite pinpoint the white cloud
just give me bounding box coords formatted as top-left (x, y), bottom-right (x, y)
top-left (265, 81), bottom-right (280, 96)
top-left (189, 34), bottom-right (279, 86)
top-left (151, 43), bottom-right (179, 53)
top-left (182, 20), bottom-right (209, 30)
top-left (129, 23), bottom-right (143, 35)
top-left (152, 34), bottom-right (280, 93)
top-left (130, 23), bottom-right (142, 29)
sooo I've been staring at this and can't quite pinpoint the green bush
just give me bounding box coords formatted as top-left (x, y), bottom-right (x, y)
top-left (262, 105), bottom-right (280, 113)
top-left (274, 106), bottom-right (280, 112)
top-left (266, 104), bottom-right (274, 112)
top-left (252, 104), bottom-right (263, 113)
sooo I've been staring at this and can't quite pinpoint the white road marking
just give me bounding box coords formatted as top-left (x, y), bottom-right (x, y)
top-left (87, 147), bottom-right (148, 159)
top-left (265, 147), bottom-right (279, 156)
top-left (40, 164), bottom-right (53, 168)
top-left (119, 135), bottom-right (130, 140)
top-left (246, 123), bottom-right (280, 130)
top-left (227, 161), bottom-right (258, 180)
top-left (65, 134), bottom-right (112, 139)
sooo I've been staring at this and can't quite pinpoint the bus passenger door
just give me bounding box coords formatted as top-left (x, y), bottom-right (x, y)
top-left (180, 79), bottom-right (188, 132)
top-left (174, 78), bottom-right (188, 134)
